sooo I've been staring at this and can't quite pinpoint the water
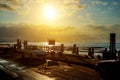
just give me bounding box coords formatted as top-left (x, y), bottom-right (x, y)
top-left (1, 41), bottom-right (120, 55)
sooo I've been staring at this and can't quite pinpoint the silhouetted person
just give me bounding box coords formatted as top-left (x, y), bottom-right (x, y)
top-left (88, 47), bottom-right (94, 58)
top-left (102, 48), bottom-right (112, 60)
top-left (72, 44), bottom-right (76, 55)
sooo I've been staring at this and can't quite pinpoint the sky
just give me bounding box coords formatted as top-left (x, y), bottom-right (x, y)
top-left (0, 0), bottom-right (120, 42)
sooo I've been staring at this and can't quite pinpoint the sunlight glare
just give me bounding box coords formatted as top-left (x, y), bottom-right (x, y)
top-left (44, 5), bottom-right (57, 20)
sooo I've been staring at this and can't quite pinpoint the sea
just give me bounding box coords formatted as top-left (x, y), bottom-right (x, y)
top-left (1, 41), bottom-right (120, 56)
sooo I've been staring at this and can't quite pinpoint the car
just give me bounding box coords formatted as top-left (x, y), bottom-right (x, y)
top-left (95, 59), bottom-right (120, 79)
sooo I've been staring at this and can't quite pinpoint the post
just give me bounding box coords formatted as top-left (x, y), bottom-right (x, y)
top-left (109, 33), bottom-right (116, 59)
top-left (76, 47), bottom-right (79, 55)
top-left (23, 40), bottom-right (28, 49)
top-left (17, 39), bottom-right (21, 50)
top-left (91, 48), bottom-right (94, 56)
top-left (60, 44), bottom-right (64, 54)
top-left (88, 48), bottom-right (91, 56)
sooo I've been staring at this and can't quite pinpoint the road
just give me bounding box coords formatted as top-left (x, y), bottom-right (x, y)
top-left (0, 58), bottom-right (103, 80)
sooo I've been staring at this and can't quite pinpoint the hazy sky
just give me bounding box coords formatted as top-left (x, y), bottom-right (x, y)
top-left (0, 0), bottom-right (120, 42)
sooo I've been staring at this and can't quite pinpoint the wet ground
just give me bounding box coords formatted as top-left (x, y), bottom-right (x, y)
top-left (0, 58), bottom-right (103, 80)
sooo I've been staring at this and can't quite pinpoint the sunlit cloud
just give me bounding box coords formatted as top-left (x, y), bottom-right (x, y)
top-left (6, 0), bottom-right (19, 5)
top-left (0, 0), bottom-right (19, 11)
top-left (0, 0), bottom-right (120, 29)
top-left (63, 0), bottom-right (83, 10)
top-left (63, 0), bottom-right (80, 4)
top-left (0, 0), bottom-right (84, 19)
top-left (95, 1), bottom-right (108, 6)
top-left (0, 3), bottom-right (14, 10)
top-left (1, 24), bottom-right (120, 42)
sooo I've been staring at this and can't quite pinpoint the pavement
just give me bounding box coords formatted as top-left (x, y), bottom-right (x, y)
top-left (0, 58), bottom-right (104, 80)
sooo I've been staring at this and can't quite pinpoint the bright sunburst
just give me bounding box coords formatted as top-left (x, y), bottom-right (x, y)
top-left (43, 5), bottom-right (57, 20)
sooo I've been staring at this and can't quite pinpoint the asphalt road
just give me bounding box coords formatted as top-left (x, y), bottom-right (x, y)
top-left (0, 59), bottom-right (103, 80)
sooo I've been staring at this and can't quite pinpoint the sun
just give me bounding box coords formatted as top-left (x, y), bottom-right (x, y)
top-left (43, 5), bottom-right (57, 20)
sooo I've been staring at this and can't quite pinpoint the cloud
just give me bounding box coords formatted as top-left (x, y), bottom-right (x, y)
top-left (64, 0), bottom-right (80, 4)
top-left (0, 3), bottom-right (14, 10)
top-left (86, 0), bottom-right (109, 8)
top-left (0, 0), bottom-right (19, 11)
top-left (0, 24), bottom-right (76, 41)
top-left (1, 24), bottom-right (120, 42)
top-left (74, 24), bottom-right (120, 42)
top-left (0, 24), bottom-right (76, 42)
top-left (63, 0), bottom-right (84, 9)
top-left (0, 0), bottom-right (84, 18)
top-left (95, 1), bottom-right (108, 6)
top-left (112, 1), bottom-right (119, 5)
top-left (61, 0), bottom-right (84, 17)
top-left (6, 0), bottom-right (19, 5)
